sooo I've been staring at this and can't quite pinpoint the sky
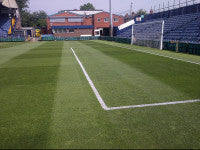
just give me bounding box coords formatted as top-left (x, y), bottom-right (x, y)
top-left (28, 0), bottom-right (200, 15)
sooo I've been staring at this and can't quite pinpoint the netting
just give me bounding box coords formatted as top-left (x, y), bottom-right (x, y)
top-left (131, 20), bottom-right (164, 50)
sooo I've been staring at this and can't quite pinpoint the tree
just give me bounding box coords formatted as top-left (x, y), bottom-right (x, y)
top-left (80, 3), bottom-right (95, 11)
top-left (20, 10), bottom-right (31, 27)
top-left (20, 10), bottom-right (47, 28)
top-left (15, 0), bottom-right (47, 28)
top-left (16, 0), bottom-right (30, 27)
top-left (15, 0), bottom-right (29, 13)
top-left (31, 11), bottom-right (47, 28)
top-left (136, 9), bottom-right (146, 16)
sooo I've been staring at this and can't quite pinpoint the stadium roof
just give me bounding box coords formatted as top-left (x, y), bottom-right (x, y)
top-left (48, 10), bottom-right (123, 18)
top-left (58, 10), bottom-right (103, 16)
top-left (0, 0), bottom-right (18, 9)
top-left (69, 10), bottom-right (103, 16)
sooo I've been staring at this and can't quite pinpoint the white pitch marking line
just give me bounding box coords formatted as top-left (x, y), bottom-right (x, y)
top-left (71, 48), bottom-right (109, 110)
top-left (108, 99), bottom-right (200, 110)
top-left (71, 47), bottom-right (200, 111)
top-left (94, 41), bottom-right (200, 66)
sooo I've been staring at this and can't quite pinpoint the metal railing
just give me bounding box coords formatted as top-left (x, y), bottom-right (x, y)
top-left (152, 0), bottom-right (200, 13)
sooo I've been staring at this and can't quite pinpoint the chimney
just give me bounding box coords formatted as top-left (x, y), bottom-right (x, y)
top-left (150, 9), bottom-right (154, 14)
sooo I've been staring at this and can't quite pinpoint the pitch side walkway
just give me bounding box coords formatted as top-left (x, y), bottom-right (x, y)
top-left (0, 42), bottom-right (44, 66)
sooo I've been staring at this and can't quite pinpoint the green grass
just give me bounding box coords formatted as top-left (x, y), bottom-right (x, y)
top-left (77, 41), bottom-right (200, 106)
top-left (0, 42), bottom-right (25, 49)
top-left (0, 41), bottom-right (63, 148)
top-left (0, 40), bottom-right (200, 149)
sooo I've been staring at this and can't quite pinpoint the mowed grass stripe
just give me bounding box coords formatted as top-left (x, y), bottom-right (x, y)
top-left (0, 41), bottom-right (200, 149)
top-left (94, 40), bottom-right (200, 64)
top-left (48, 41), bottom-right (200, 149)
top-left (46, 41), bottom-right (111, 148)
top-left (68, 41), bottom-right (194, 107)
top-left (0, 41), bottom-right (63, 149)
top-left (80, 41), bottom-right (200, 100)
top-left (0, 42), bottom-right (25, 49)
top-left (0, 42), bottom-right (44, 66)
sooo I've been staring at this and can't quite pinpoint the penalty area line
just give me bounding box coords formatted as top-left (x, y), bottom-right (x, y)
top-left (108, 99), bottom-right (200, 110)
top-left (71, 47), bottom-right (109, 110)
top-left (71, 47), bottom-right (200, 111)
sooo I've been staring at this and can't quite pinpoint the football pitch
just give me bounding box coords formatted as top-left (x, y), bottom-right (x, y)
top-left (0, 40), bottom-right (200, 149)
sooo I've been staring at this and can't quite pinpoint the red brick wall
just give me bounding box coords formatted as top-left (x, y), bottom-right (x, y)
top-left (47, 12), bottom-right (94, 34)
top-left (54, 29), bottom-right (93, 37)
top-left (94, 12), bottom-right (124, 29)
top-left (83, 16), bottom-right (93, 25)
top-left (47, 18), bottom-right (51, 34)
top-left (46, 11), bottom-right (124, 36)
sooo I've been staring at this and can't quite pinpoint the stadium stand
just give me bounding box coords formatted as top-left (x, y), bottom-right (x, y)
top-left (0, 0), bottom-right (25, 41)
top-left (0, 14), bottom-right (10, 37)
top-left (117, 20), bottom-right (134, 38)
top-left (117, 3), bottom-right (200, 44)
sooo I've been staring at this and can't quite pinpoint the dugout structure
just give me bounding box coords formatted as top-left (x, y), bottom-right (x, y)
top-left (131, 20), bottom-right (165, 50)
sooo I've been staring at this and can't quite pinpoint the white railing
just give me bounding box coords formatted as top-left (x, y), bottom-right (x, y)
top-left (153, 0), bottom-right (200, 13)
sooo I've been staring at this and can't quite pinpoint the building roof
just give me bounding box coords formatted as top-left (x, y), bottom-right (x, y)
top-left (48, 10), bottom-right (123, 18)
top-left (49, 10), bottom-right (105, 17)
top-left (68, 10), bottom-right (103, 16)
top-left (0, 0), bottom-right (18, 8)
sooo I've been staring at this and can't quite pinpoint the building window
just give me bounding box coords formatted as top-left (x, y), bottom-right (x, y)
top-left (104, 18), bottom-right (109, 22)
top-left (68, 17), bottom-right (83, 22)
top-left (114, 18), bottom-right (119, 22)
top-left (57, 28), bottom-right (62, 33)
top-left (97, 18), bottom-right (101, 22)
top-left (62, 28), bottom-right (67, 33)
top-left (53, 28), bottom-right (67, 33)
top-left (53, 29), bottom-right (56, 33)
top-left (50, 18), bottom-right (65, 23)
top-left (69, 29), bottom-right (74, 33)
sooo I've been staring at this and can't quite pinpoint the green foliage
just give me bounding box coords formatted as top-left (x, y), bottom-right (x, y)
top-left (20, 10), bottom-right (31, 27)
top-left (30, 11), bottom-right (47, 28)
top-left (136, 9), bottom-right (146, 16)
top-left (16, 0), bottom-right (47, 28)
top-left (15, 0), bottom-right (29, 12)
top-left (80, 3), bottom-right (95, 11)
top-left (21, 10), bottom-right (47, 28)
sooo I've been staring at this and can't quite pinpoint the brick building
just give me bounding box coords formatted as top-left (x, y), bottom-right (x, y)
top-left (47, 10), bottom-right (124, 37)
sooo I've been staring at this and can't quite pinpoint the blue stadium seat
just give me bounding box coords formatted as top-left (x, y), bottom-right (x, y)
top-left (117, 4), bottom-right (200, 44)
top-left (0, 14), bottom-right (10, 37)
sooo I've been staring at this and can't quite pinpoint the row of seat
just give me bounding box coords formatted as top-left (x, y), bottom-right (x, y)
top-left (145, 3), bottom-right (200, 21)
top-left (0, 14), bottom-right (10, 36)
top-left (117, 11), bottom-right (200, 44)
top-left (164, 12), bottom-right (200, 43)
